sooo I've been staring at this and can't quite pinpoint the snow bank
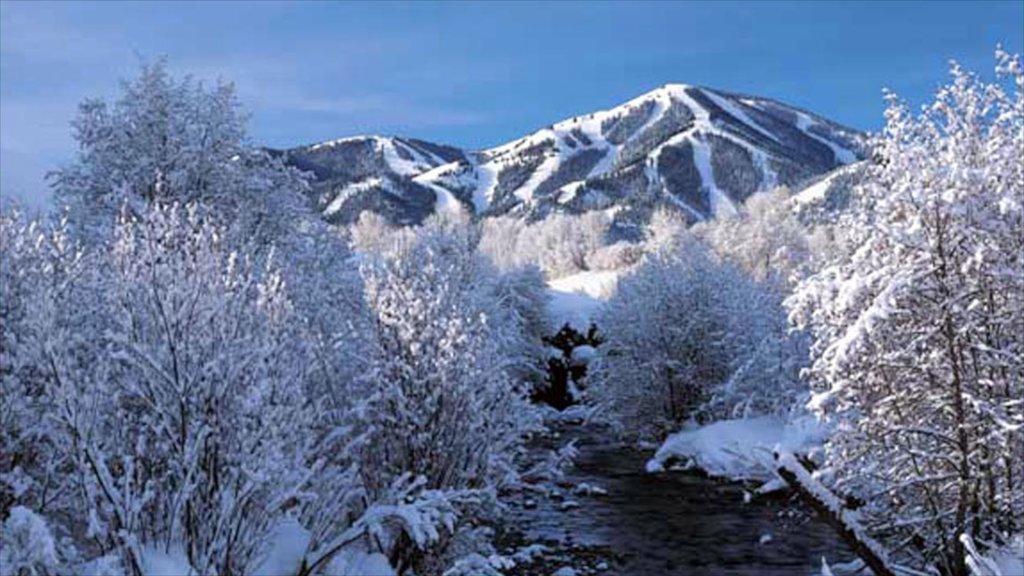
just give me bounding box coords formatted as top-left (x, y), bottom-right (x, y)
top-left (141, 545), bottom-right (195, 576)
top-left (327, 549), bottom-right (395, 576)
top-left (549, 270), bottom-right (621, 300)
top-left (546, 270), bottom-right (622, 330)
top-left (547, 289), bottom-right (604, 332)
top-left (646, 416), bottom-right (826, 481)
top-left (252, 517), bottom-right (310, 576)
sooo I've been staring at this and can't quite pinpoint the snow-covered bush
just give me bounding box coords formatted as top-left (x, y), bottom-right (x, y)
top-left (350, 210), bottom-right (408, 256)
top-left (643, 206), bottom-right (688, 255)
top-left (479, 211), bottom-right (611, 278)
top-left (788, 51), bottom-right (1024, 575)
top-left (694, 187), bottom-right (811, 289)
top-left (594, 236), bottom-right (790, 437)
top-left (0, 506), bottom-right (59, 575)
top-left (0, 208), bottom-right (99, 539)
top-left (354, 222), bottom-right (537, 573)
top-left (585, 241), bottom-right (644, 271)
top-left (1, 202), bottom-right (320, 575)
top-left (1, 210), bottom-right (56, 519)
top-left (65, 204), bottom-right (308, 575)
top-left (51, 59), bottom-right (310, 250)
top-left (484, 264), bottom-right (551, 390)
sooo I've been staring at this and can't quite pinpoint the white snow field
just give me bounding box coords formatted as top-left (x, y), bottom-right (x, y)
top-left (545, 269), bottom-right (624, 330)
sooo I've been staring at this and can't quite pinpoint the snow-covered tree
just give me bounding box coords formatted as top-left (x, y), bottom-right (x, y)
top-left (483, 264), bottom-right (551, 391)
top-left (643, 206), bottom-right (688, 255)
top-left (788, 51), bottom-right (1024, 575)
top-left (54, 204), bottom-right (307, 575)
top-left (350, 210), bottom-right (405, 256)
top-left (51, 60), bottom-right (310, 250)
top-left (353, 222), bottom-right (537, 573)
top-left (0, 207), bottom-right (100, 552)
top-left (594, 236), bottom-right (785, 436)
top-left (479, 211), bottom-right (612, 278)
top-left (695, 187), bottom-right (811, 289)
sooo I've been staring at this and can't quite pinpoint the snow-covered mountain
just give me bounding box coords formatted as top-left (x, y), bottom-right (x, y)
top-left (278, 84), bottom-right (864, 229)
top-left (276, 135), bottom-right (466, 225)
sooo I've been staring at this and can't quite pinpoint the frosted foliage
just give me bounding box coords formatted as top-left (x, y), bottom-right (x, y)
top-left (359, 225), bottom-right (532, 494)
top-left (0, 506), bottom-right (59, 575)
top-left (94, 204), bottom-right (305, 575)
top-left (350, 210), bottom-right (403, 255)
top-left (51, 60), bottom-right (310, 250)
top-left (695, 187), bottom-right (812, 288)
top-left (479, 212), bottom-right (611, 278)
top-left (788, 52), bottom-right (1024, 575)
top-left (0, 203), bottom-right (326, 576)
top-left (3, 60), bottom-right (560, 576)
top-left (355, 222), bottom-right (538, 573)
top-left (594, 237), bottom-right (800, 437)
top-left (1, 209), bottom-right (98, 536)
top-left (643, 207), bottom-right (688, 255)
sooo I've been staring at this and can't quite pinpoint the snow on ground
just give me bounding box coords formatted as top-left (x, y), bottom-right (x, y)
top-left (792, 173), bottom-right (836, 207)
top-left (689, 134), bottom-right (739, 218)
top-left (141, 545), bottom-right (194, 576)
top-left (547, 290), bottom-right (604, 332)
top-left (549, 270), bottom-right (622, 300)
top-left (381, 139), bottom-right (434, 176)
top-left (794, 112), bottom-right (858, 165)
top-left (645, 416), bottom-right (827, 482)
top-left (327, 549), bottom-right (395, 576)
top-left (546, 270), bottom-right (623, 330)
top-left (964, 533), bottom-right (1024, 576)
top-left (702, 89), bottom-right (781, 144)
top-left (252, 518), bottom-right (310, 576)
top-left (324, 177), bottom-right (385, 216)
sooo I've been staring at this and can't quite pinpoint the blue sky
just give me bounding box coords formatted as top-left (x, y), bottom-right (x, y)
top-left (2, 1), bottom-right (1022, 208)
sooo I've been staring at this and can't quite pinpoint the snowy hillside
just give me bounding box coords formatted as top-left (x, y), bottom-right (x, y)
top-left (279, 85), bottom-right (864, 228)
top-left (275, 135), bottom-right (466, 224)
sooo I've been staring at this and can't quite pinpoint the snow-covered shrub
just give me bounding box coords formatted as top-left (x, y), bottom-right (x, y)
top-left (0, 506), bottom-right (59, 575)
top-left (643, 206), bottom-right (688, 255)
top-left (0, 209), bottom-right (99, 534)
top-left (694, 186), bottom-right (811, 289)
top-left (354, 222), bottom-right (537, 573)
top-left (51, 59), bottom-right (310, 250)
top-left (350, 210), bottom-right (408, 256)
top-left (484, 264), bottom-right (551, 390)
top-left (788, 51), bottom-right (1024, 575)
top-left (585, 241), bottom-right (644, 271)
top-left (51, 203), bottom-right (309, 575)
top-left (1, 210), bottom-right (54, 518)
top-left (594, 236), bottom-right (784, 437)
top-left (479, 211), bottom-right (611, 278)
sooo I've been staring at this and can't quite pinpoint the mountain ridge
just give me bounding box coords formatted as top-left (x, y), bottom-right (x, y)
top-left (276, 84), bottom-right (865, 230)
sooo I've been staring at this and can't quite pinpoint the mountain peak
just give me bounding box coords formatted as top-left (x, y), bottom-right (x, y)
top-left (281, 85), bottom-right (864, 229)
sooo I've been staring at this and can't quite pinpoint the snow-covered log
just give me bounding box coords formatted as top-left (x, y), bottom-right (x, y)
top-left (774, 451), bottom-right (897, 576)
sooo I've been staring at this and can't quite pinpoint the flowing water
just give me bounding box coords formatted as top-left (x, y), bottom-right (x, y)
top-left (503, 418), bottom-right (852, 576)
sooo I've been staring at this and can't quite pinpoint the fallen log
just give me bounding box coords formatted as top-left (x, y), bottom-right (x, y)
top-left (774, 451), bottom-right (897, 576)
